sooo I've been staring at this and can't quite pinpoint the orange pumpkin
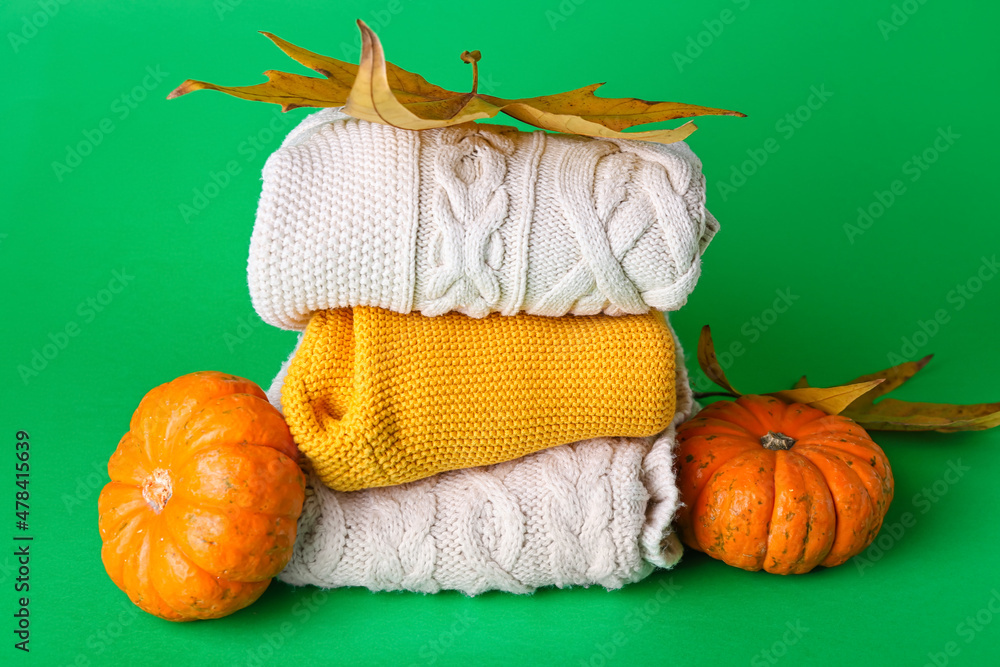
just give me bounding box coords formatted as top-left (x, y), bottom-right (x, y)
top-left (674, 394), bottom-right (893, 574)
top-left (98, 371), bottom-right (306, 621)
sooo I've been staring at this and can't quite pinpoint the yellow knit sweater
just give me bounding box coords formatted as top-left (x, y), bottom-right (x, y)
top-left (281, 307), bottom-right (676, 492)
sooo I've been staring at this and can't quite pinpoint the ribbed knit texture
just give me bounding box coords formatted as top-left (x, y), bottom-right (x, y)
top-left (249, 107), bottom-right (719, 330)
top-left (281, 306), bottom-right (676, 492)
top-left (268, 321), bottom-right (694, 594)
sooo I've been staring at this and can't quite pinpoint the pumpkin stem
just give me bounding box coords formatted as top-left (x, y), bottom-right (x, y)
top-left (142, 468), bottom-right (173, 513)
top-left (760, 431), bottom-right (796, 450)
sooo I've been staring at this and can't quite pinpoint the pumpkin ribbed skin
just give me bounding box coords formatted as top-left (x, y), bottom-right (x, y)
top-left (98, 372), bottom-right (306, 621)
top-left (674, 395), bottom-right (893, 574)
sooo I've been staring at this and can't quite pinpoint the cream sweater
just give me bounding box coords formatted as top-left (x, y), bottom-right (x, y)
top-left (249, 108), bottom-right (718, 330)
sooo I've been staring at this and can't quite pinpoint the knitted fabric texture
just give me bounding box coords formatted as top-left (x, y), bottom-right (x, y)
top-left (249, 107), bottom-right (719, 330)
top-left (281, 306), bottom-right (676, 492)
top-left (268, 322), bottom-right (695, 595)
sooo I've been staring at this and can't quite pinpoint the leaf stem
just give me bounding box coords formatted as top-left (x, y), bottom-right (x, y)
top-left (693, 391), bottom-right (740, 399)
top-left (460, 50), bottom-right (481, 94)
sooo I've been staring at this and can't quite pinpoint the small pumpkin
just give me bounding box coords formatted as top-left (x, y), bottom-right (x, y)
top-left (98, 371), bottom-right (306, 621)
top-left (674, 394), bottom-right (893, 574)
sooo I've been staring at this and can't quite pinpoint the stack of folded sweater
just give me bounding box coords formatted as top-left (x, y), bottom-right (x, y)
top-left (251, 108), bottom-right (718, 595)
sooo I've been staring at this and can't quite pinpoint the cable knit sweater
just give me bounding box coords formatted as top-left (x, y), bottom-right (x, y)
top-left (249, 108), bottom-right (719, 330)
top-left (269, 319), bottom-right (695, 595)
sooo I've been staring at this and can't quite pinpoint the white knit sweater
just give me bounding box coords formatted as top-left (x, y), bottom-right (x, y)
top-left (269, 320), bottom-right (695, 595)
top-left (249, 108), bottom-right (718, 330)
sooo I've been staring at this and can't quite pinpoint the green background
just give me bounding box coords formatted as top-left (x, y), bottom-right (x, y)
top-left (3, 0), bottom-right (999, 664)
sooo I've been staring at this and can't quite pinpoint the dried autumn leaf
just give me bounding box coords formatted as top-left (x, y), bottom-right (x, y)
top-left (168, 30), bottom-right (454, 112)
top-left (695, 326), bottom-right (882, 415)
top-left (840, 354), bottom-right (933, 411)
top-left (696, 325), bottom-right (741, 395)
top-left (792, 354), bottom-right (1000, 432)
top-left (842, 398), bottom-right (1000, 433)
top-left (700, 330), bottom-right (999, 430)
top-left (792, 355), bottom-right (933, 409)
top-left (769, 380), bottom-right (885, 416)
top-left (342, 21), bottom-right (500, 129)
top-left (168, 20), bottom-right (745, 144)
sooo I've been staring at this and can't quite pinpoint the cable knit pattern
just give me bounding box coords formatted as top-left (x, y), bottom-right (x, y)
top-left (424, 127), bottom-right (517, 317)
top-left (281, 306), bottom-right (676, 492)
top-left (268, 320), bottom-right (693, 594)
top-left (249, 107), bottom-right (718, 330)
